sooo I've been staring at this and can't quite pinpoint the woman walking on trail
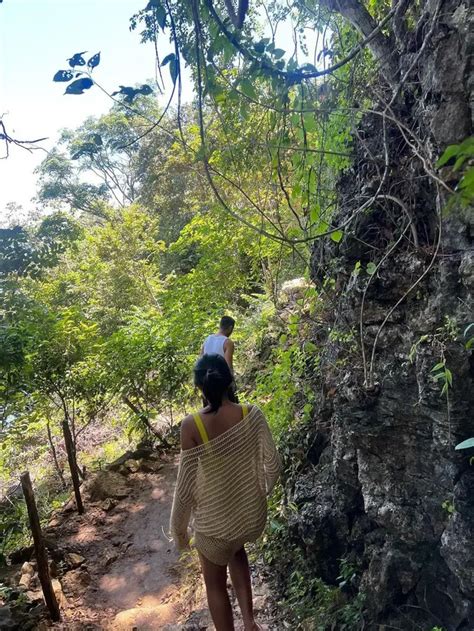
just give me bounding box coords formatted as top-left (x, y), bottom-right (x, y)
top-left (170, 353), bottom-right (280, 631)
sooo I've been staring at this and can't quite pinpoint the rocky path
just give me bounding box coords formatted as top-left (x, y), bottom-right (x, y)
top-left (32, 450), bottom-right (277, 630)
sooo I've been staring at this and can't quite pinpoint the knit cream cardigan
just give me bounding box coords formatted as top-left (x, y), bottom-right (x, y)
top-left (170, 406), bottom-right (280, 558)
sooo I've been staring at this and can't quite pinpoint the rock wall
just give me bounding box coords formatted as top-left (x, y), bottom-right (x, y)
top-left (282, 0), bottom-right (474, 628)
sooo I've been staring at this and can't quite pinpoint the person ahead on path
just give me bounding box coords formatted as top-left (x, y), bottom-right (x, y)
top-left (170, 354), bottom-right (280, 631)
top-left (201, 315), bottom-right (237, 402)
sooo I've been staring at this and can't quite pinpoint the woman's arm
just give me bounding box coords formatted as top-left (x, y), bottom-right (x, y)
top-left (170, 473), bottom-right (192, 549)
top-left (169, 418), bottom-right (198, 548)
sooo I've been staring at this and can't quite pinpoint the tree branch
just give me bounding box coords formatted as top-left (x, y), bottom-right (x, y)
top-left (318, 0), bottom-right (399, 84)
top-left (203, 0), bottom-right (399, 85)
top-left (0, 119), bottom-right (47, 159)
top-left (223, 0), bottom-right (249, 28)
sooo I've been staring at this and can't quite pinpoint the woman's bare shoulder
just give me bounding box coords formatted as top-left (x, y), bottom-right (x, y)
top-left (180, 414), bottom-right (198, 450)
top-left (245, 403), bottom-right (259, 413)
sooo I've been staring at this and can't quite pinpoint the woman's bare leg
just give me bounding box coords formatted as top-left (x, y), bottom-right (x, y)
top-left (198, 552), bottom-right (235, 631)
top-left (228, 547), bottom-right (260, 631)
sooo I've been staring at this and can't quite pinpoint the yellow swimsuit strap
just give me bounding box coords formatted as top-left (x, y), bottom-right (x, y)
top-left (193, 413), bottom-right (210, 444)
top-left (194, 404), bottom-right (249, 445)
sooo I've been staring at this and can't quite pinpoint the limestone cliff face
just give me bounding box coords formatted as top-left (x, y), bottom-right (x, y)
top-left (282, 0), bottom-right (474, 628)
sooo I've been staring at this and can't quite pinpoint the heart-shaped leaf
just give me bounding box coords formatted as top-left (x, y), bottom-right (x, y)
top-left (161, 53), bottom-right (176, 67)
top-left (112, 86), bottom-right (138, 102)
top-left (169, 58), bottom-right (179, 84)
top-left (68, 52), bottom-right (87, 68)
top-left (87, 52), bottom-right (101, 70)
top-left (366, 262), bottom-right (377, 275)
top-left (138, 84), bottom-right (153, 95)
top-left (146, 0), bottom-right (167, 28)
top-left (53, 70), bottom-right (74, 82)
top-left (65, 77), bottom-right (94, 95)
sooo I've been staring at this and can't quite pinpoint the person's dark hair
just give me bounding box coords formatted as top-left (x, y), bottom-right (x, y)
top-left (194, 354), bottom-right (233, 412)
top-left (220, 315), bottom-right (235, 332)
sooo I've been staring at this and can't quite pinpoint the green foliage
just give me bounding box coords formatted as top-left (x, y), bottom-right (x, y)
top-left (261, 500), bottom-right (366, 628)
top-left (431, 360), bottom-right (452, 397)
top-left (442, 499), bottom-right (454, 515)
top-left (437, 137), bottom-right (474, 209)
top-left (455, 437), bottom-right (474, 451)
top-left (464, 323), bottom-right (474, 351)
top-left (0, 488), bottom-right (70, 562)
top-left (408, 333), bottom-right (429, 363)
top-left (255, 331), bottom-right (318, 439)
top-left (0, 499), bottom-right (30, 562)
top-left (106, 309), bottom-right (191, 435)
top-left (0, 214), bottom-right (81, 279)
top-left (36, 100), bottom-right (162, 214)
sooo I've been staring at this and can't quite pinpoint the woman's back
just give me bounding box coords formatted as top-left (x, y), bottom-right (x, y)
top-left (171, 405), bottom-right (280, 542)
top-left (193, 405), bottom-right (266, 540)
top-left (191, 401), bottom-right (251, 445)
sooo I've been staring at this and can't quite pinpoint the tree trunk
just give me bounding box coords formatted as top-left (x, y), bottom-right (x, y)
top-left (20, 472), bottom-right (61, 622)
top-left (62, 420), bottom-right (84, 514)
top-left (122, 396), bottom-right (170, 448)
top-left (46, 420), bottom-right (66, 490)
top-left (322, 0), bottom-right (400, 84)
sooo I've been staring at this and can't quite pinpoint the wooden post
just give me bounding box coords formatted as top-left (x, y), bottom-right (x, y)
top-left (20, 472), bottom-right (60, 622)
top-left (62, 420), bottom-right (84, 514)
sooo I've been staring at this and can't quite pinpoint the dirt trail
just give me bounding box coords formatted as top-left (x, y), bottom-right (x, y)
top-left (49, 456), bottom-right (182, 629)
top-left (48, 454), bottom-right (275, 630)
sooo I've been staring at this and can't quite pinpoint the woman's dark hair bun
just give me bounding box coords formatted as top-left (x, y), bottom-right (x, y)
top-left (195, 354), bottom-right (232, 412)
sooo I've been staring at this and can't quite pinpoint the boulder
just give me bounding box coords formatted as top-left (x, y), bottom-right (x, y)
top-left (18, 573), bottom-right (31, 589)
top-left (60, 497), bottom-right (76, 513)
top-left (123, 459), bottom-right (141, 473)
top-left (9, 546), bottom-right (34, 564)
top-left (61, 568), bottom-right (91, 595)
top-left (49, 560), bottom-right (58, 578)
top-left (101, 498), bottom-right (118, 512)
top-left (47, 516), bottom-right (62, 528)
top-left (106, 446), bottom-right (155, 472)
top-left (139, 459), bottom-right (163, 474)
top-left (112, 605), bottom-right (178, 630)
top-left (20, 562), bottom-right (35, 577)
top-left (25, 590), bottom-right (44, 605)
top-left (0, 565), bottom-right (21, 589)
top-left (51, 578), bottom-right (68, 608)
top-left (82, 471), bottom-right (130, 502)
top-left (278, 277), bottom-right (313, 305)
top-left (65, 552), bottom-right (85, 569)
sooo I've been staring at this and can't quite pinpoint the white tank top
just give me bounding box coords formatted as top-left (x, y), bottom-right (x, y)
top-left (203, 334), bottom-right (227, 357)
